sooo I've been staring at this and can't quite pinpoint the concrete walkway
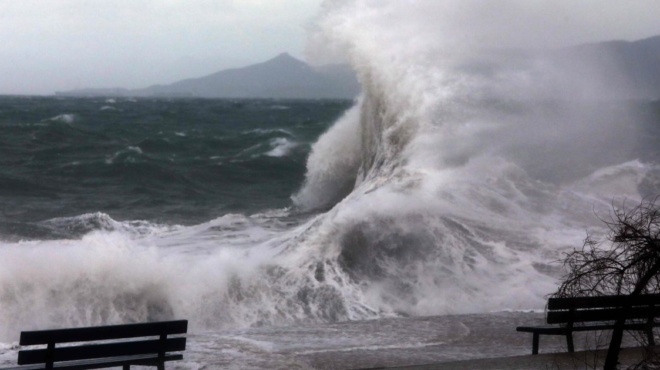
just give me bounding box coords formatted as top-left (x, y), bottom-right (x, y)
top-left (287, 312), bottom-right (654, 370)
top-left (372, 347), bottom-right (657, 370)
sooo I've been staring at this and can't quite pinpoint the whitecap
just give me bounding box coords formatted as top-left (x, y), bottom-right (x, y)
top-left (105, 146), bottom-right (143, 164)
top-left (243, 128), bottom-right (294, 137)
top-left (46, 114), bottom-right (75, 124)
top-left (265, 138), bottom-right (298, 157)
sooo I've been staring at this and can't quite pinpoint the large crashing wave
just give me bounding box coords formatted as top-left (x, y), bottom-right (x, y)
top-left (2, 1), bottom-right (660, 341)
top-left (293, 0), bottom-right (660, 314)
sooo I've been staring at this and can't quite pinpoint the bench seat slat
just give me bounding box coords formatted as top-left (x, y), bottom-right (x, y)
top-left (516, 326), bottom-right (567, 335)
top-left (2, 354), bottom-right (183, 370)
top-left (548, 294), bottom-right (660, 310)
top-left (547, 306), bottom-right (660, 324)
top-left (19, 320), bottom-right (187, 346)
top-left (17, 337), bottom-right (186, 365)
top-left (517, 322), bottom-right (654, 334)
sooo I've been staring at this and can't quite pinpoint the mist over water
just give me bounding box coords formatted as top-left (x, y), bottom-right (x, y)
top-left (1, 0), bottom-right (660, 345)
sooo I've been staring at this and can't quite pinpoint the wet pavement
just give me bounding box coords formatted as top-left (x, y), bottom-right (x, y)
top-left (0, 311), bottom-right (649, 369)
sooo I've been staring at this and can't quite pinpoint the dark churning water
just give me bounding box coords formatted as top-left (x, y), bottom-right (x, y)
top-left (0, 97), bottom-right (351, 239)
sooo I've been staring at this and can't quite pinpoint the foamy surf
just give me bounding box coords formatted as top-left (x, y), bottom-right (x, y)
top-left (1, 0), bottom-right (660, 357)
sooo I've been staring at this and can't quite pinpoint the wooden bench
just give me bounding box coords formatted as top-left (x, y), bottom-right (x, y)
top-left (517, 294), bottom-right (660, 355)
top-left (1, 320), bottom-right (187, 370)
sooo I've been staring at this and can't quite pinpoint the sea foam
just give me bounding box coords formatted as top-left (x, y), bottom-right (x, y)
top-left (0, 0), bottom-right (659, 342)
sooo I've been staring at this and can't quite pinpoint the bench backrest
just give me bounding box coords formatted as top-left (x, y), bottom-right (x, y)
top-left (547, 294), bottom-right (660, 325)
top-left (17, 320), bottom-right (187, 366)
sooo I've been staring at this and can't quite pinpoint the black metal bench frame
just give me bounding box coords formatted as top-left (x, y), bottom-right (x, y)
top-left (1, 320), bottom-right (187, 370)
top-left (517, 294), bottom-right (660, 355)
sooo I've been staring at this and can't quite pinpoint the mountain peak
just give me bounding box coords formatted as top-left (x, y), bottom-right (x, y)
top-left (273, 52), bottom-right (295, 60)
top-left (263, 52), bottom-right (306, 66)
top-left (57, 51), bottom-right (361, 99)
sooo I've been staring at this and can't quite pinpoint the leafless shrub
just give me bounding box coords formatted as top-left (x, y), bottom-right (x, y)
top-left (554, 197), bottom-right (660, 369)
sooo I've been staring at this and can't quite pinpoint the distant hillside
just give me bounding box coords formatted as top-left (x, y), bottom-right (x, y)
top-left (57, 53), bottom-right (361, 99)
top-left (552, 35), bottom-right (660, 99)
top-left (56, 36), bottom-right (660, 100)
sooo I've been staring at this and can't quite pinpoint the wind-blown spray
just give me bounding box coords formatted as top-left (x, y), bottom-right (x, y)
top-left (1, 1), bottom-right (659, 342)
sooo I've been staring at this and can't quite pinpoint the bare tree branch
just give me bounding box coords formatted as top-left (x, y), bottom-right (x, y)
top-left (553, 196), bottom-right (660, 369)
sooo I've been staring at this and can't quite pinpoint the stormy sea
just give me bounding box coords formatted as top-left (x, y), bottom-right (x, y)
top-left (2, 2), bottom-right (660, 369)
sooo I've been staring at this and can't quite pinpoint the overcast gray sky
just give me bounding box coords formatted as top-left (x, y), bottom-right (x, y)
top-left (0, 0), bottom-right (322, 95)
top-left (1, 0), bottom-right (660, 96)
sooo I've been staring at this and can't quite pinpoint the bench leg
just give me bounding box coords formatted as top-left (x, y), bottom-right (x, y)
top-left (532, 333), bottom-right (539, 355)
top-left (123, 366), bottom-right (130, 370)
top-left (648, 329), bottom-right (655, 346)
top-left (566, 332), bottom-right (574, 353)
